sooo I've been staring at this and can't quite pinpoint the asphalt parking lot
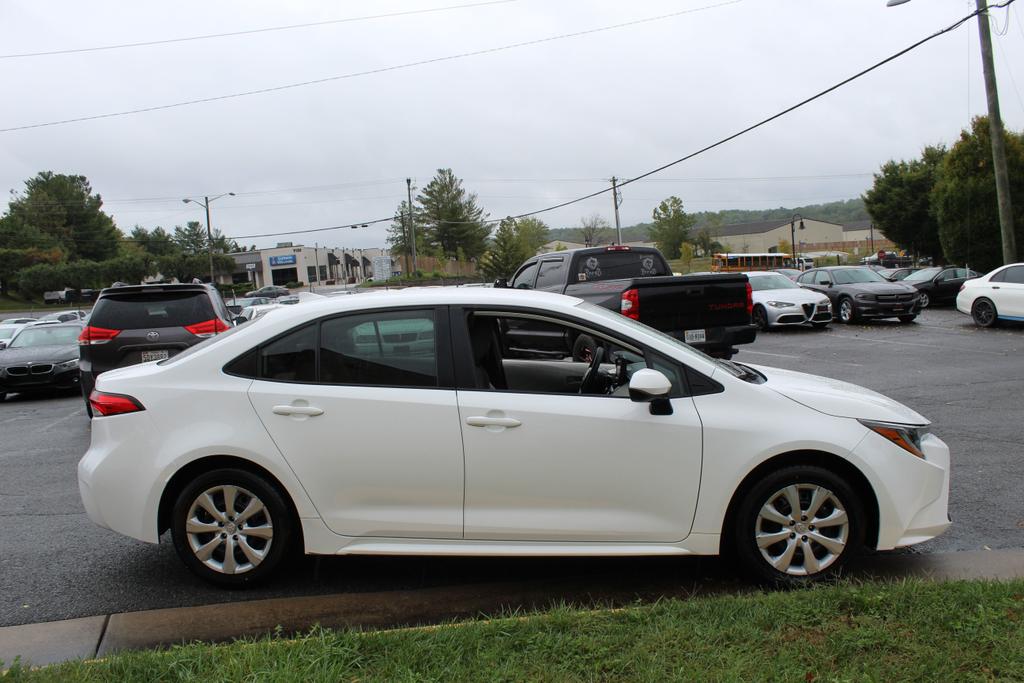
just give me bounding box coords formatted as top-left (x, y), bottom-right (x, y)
top-left (1, 307), bottom-right (1021, 628)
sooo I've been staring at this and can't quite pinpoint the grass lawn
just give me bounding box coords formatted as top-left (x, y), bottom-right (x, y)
top-left (0, 294), bottom-right (44, 313)
top-left (6, 579), bottom-right (1023, 681)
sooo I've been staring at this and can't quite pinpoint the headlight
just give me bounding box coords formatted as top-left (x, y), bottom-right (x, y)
top-left (55, 358), bottom-right (79, 370)
top-left (766, 301), bottom-right (796, 308)
top-left (855, 293), bottom-right (875, 301)
top-left (859, 419), bottom-right (929, 458)
top-left (819, 299), bottom-right (831, 307)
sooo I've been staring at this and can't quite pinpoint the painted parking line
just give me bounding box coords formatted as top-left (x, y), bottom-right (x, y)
top-left (826, 333), bottom-right (1008, 355)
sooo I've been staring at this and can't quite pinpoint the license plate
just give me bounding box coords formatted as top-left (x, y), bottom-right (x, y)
top-left (141, 350), bottom-right (169, 362)
top-left (684, 329), bottom-right (707, 344)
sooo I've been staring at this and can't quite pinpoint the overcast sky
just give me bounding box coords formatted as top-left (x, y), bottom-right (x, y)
top-left (2, 0), bottom-right (1023, 250)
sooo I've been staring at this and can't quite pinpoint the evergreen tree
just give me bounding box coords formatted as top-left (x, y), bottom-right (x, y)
top-left (480, 217), bottom-right (530, 280)
top-left (417, 169), bottom-right (490, 259)
top-left (649, 196), bottom-right (696, 259)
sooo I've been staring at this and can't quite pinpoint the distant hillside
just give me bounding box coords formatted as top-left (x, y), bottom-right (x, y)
top-left (548, 198), bottom-right (869, 243)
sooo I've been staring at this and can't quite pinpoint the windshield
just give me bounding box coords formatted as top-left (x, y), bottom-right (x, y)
top-left (0, 328), bottom-right (17, 340)
top-left (748, 273), bottom-right (800, 291)
top-left (903, 267), bottom-right (941, 282)
top-left (832, 268), bottom-right (887, 284)
top-left (10, 326), bottom-right (81, 348)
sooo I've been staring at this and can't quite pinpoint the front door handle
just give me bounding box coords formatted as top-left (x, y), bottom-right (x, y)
top-left (272, 405), bottom-right (324, 417)
top-left (466, 416), bottom-right (521, 428)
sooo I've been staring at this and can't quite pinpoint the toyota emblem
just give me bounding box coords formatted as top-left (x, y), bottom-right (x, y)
top-left (146, 331), bottom-right (160, 342)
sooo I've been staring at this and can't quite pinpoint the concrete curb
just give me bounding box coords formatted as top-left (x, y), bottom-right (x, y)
top-left (2, 549), bottom-right (1022, 668)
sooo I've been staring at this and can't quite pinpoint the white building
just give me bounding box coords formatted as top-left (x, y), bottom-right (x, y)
top-left (229, 244), bottom-right (394, 288)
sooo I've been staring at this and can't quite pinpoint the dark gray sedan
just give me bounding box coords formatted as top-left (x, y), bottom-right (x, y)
top-left (796, 266), bottom-right (921, 324)
top-left (0, 322), bottom-right (83, 401)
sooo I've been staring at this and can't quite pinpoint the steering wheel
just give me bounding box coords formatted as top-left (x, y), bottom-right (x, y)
top-left (579, 345), bottom-right (606, 394)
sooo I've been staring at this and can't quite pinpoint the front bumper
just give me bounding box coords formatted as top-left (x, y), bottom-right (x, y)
top-left (852, 297), bottom-right (920, 319)
top-left (767, 301), bottom-right (832, 326)
top-left (0, 367), bottom-right (80, 393)
top-left (852, 430), bottom-right (951, 550)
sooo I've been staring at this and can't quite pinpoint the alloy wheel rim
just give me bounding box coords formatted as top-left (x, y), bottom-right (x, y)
top-left (919, 293), bottom-right (929, 308)
top-left (755, 484), bottom-right (849, 576)
top-left (975, 302), bottom-right (994, 325)
top-left (185, 485), bottom-right (273, 575)
top-left (840, 301), bottom-right (852, 321)
top-left (754, 308), bottom-right (767, 329)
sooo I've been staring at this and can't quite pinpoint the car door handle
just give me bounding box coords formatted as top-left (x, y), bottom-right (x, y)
top-left (465, 416), bottom-right (521, 428)
top-left (272, 405), bottom-right (324, 417)
top-left (992, 286), bottom-right (1000, 290)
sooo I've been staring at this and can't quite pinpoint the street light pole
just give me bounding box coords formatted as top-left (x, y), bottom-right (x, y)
top-left (887, 0), bottom-right (1016, 264)
top-left (406, 178), bottom-right (417, 276)
top-left (182, 192), bottom-right (235, 285)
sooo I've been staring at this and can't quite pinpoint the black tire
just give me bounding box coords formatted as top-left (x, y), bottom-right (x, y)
top-left (171, 468), bottom-right (295, 587)
top-left (0, 392), bottom-right (6, 402)
top-left (752, 305), bottom-right (769, 331)
top-left (732, 465), bottom-right (864, 586)
top-left (837, 297), bottom-right (857, 324)
top-left (971, 298), bottom-right (998, 328)
top-left (897, 315), bottom-right (917, 324)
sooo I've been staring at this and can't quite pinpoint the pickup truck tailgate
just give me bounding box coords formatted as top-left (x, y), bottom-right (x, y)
top-left (636, 276), bottom-right (751, 331)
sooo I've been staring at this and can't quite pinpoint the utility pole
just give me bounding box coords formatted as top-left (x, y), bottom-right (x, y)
top-left (203, 197), bottom-right (214, 285)
top-left (869, 222), bottom-right (875, 254)
top-left (313, 242), bottom-right (320, 293)
top-left (975, 0), bottom-right (1017, 264)
top-left (406, 178), bottom-right (418, 275)
top-left (611, 177), bottom-right (623, 245)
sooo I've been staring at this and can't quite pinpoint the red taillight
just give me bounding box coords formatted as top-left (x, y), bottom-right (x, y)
top-left (620, 288), bottom-right (640, 320)
top-left (184, 318), bottom-right (230, 338)
top-left (89, 391), bottom-right (145, 417)
top-left (78, 326), bottom-right (121, 346)
top-left (746, 281), bottom-right (753, 317)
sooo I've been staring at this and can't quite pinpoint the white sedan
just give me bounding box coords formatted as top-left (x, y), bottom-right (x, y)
top-left (78, 288), bottom-right (950, 586)
top-left (747, 271), bottom-right (832, 330)
top-left (956, 262), bottom-right (1024, 327)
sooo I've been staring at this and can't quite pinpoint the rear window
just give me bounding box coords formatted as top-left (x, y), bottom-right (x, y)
top-left (571, 251), bottom-right (669, 282)
top-left (90, 292), bottom-right (215, 329)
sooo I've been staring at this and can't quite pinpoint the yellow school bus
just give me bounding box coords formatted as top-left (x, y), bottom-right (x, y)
top-left (711, 253), bottom-right (791, 272)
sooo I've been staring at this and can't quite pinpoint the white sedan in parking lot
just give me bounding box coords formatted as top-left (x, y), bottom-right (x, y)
top-left (956, 262), bottom-right (1024, 327)
top-left (79, 288), bottom-right (950, 587)
top-left (746, 271), bottom-right (832, 330)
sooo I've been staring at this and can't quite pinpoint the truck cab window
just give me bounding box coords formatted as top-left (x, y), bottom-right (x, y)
top-left (511, 262), bottom-right (539, 289)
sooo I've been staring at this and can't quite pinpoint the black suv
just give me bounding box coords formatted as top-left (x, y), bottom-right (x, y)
top-left (79, 284), bottom-right (233, 412)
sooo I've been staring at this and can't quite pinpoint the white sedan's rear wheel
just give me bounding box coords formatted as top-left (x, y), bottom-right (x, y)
top-left (171, 469), bottom-right (293, 586)
top-left (733, 465), bottom-right (864, 584)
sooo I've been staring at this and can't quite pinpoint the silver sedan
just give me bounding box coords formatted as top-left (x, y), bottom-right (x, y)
top-left (747, 271), bottom-right (832, 330)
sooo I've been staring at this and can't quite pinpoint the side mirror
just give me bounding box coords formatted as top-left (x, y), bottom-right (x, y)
top-left (820, 280), bottom-right (832, 287)
top-left (0, 341), bottom-right (6, 350)
top-left (629, 369), bottom-right (672, 402)
top-left (233, 316), bottom-right (247, 325)
top-left (493, 278), bottom-right (509, 289)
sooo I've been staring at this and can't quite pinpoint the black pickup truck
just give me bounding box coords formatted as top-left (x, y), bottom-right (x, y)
top-left (501, 245), bottom-right (756, 358)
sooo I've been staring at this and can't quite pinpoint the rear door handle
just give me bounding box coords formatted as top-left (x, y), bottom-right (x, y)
top-left (466, 416), bottom-right (521, 428)
top-left (272, 405), bottom-right (324, 416)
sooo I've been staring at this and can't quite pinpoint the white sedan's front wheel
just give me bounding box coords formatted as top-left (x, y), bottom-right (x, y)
top-left (733, 465), bottom-right (864, 585)
top-left (171, 469), bottom-right (294, 586)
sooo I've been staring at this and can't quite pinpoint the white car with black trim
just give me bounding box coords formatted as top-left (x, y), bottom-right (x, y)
top-left (956, 262), bottom-right (1024, 327)
top-left (746, 271), bottom-right (832, 330)
top-left (78, 288), bottom-right (951, 586)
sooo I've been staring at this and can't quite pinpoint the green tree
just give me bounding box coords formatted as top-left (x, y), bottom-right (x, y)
top-left (479, 217), bottom-right (530, 280)
top-left (386, 200), bottom-right (426, 258)
top-left (0, 247), bottom-right (62, 295)
top-left (514, 217), bottom-right (550, 254)
top-left (931, 117), bottom-right (1024, 271)
top-left (416, 169), bottom-right (490, 259)
top-left (693, 228), bottom-right (722, 257)
top-left (130, 225), bottom-right (179, 257)
top-left (863, 145), bottom-right (946, 260)
top-left (1, 172), bottom-right (121, 261)
top-left (679, 242), bottom-right (695, 271)
top-left (173, 221), bottom-right (208, 255)
top-left (649, 196), bottom-right (696, 259)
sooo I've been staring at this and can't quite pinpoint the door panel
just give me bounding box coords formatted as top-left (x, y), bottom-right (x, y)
top-left (249, 383), bottom-right (464, 538)
top-left (457, 390), bottom-right (703, 542)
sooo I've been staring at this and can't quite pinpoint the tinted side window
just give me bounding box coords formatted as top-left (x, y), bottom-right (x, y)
top-left (1003, 266), bottom-right (1024, 284)
top-left (814, 271), bottom-right (832, 285)
top-left (797, 272), bottom-right (814, 284)
top-left (535, 259), bottom-right (566, 289)
top-left (260, 324), bottom-right (317, 382)
top-left (320, 311), bottom-right (437, 387)
top-left (512, 262), bottom-right (539, 289)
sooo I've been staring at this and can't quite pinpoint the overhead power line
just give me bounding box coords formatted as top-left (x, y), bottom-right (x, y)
top-left (0, 0), bottom-right (744, 133)
top-left (0, 0), bottom-right (516, 59)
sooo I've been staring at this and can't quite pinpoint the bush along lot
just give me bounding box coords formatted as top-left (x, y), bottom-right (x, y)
top-left (5, 579), bottom-right (1023, 681)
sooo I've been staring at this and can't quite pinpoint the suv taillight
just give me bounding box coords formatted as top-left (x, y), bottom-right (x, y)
top-left (89, 391), bottom-right (145, 417)
top-left (78, 326), bottom-right (121, 346)
top-left (620, 288), bottom-right (640, 320)
top-left (746, 281), bottom-right (753, 317)
top-left (184, 318), bottom-right (230, 338)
